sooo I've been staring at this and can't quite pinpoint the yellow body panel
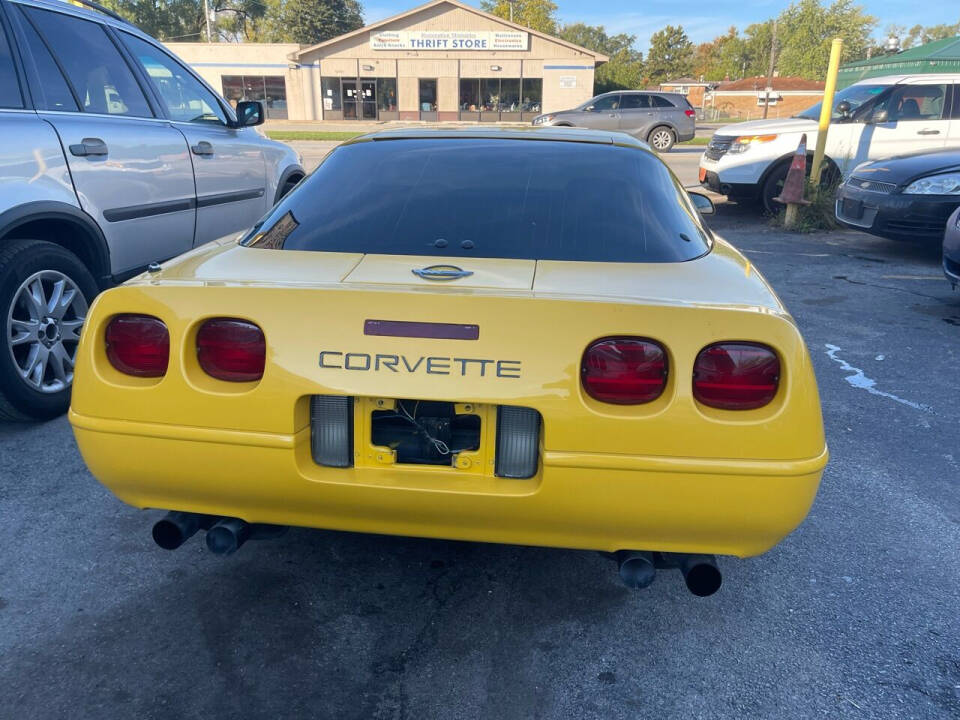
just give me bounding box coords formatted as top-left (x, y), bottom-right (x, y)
top-left (70, 238), bottom-right (828, 557)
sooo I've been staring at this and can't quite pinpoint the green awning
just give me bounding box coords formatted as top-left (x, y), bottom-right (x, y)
top-left (838, 36), bottom-right (960, 88)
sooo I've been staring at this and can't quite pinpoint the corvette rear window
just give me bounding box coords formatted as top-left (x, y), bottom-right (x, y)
top-left (245, 138), bottom-right (711, 262)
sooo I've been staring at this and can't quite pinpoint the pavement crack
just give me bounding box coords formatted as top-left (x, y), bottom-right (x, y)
top-left (832, 274), bottom-right (948, 302)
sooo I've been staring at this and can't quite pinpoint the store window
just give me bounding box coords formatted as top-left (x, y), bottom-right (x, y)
top-left (460, 78), bottom-right (480, 111)
top-left (521, 78), bottom-right (541, 115)
top-left (377, 77), bottom-right (397, 113)
top-left (463, 78), bottom-right (526, 119)
top-left (321, 76), bottom-right (341, 112)
top-left (220, 75), bottom-right (287, 119)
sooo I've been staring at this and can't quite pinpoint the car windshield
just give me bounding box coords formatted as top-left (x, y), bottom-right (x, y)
top-left (793, 84), bottom-right (889, 120)
top-left (243, 137), bottom-right (711, 263)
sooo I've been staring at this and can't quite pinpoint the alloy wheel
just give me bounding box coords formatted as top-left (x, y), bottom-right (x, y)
top-left (650, 129), bottom-right (673, 151)
top-left (6, 270), bottom-right (88, 394)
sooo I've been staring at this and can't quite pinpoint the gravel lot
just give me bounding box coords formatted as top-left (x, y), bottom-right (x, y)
top-left (1, 196), bottom-right (958, 718)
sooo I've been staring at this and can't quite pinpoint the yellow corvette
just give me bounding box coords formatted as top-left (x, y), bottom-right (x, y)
top-left (70, 129), bottom-right (827, 596)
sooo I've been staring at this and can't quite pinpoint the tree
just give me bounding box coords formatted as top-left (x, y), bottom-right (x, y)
top-left (904, 20), bottom-right (960, 49)
top-left (559, 23), bottom-right (643, 92)
top-left (693, 26), bottom-right (751, 81)
top-left (102, 0), bottom-right (362, 43)
top-left (480, 0), bottom-right (558, 35)
top-left (645, 25), bottom-right (694, 84)
top-left (101, 0), bottom-right (210, 41)
top-left (259, 0), bottom-right (363, 44)
top-left (775, 0), bottom-right (875, 79)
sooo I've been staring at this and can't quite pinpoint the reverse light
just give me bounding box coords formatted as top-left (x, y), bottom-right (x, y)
top-left (495, 406), bottom-right (541, 478)
top-left (310, 395), bottom-right (353, 468)
top-left (903, 172), bottom-right (960, 195)
top-left (581, 337), bottom-right (668, 405)
top-left (728, 134), bottom-right (778, 154)
top-left (693, 342), bottom-right (780, 410)
top-left (105, 314), bottom-right (169, 377)
top-left (197, 318), bottom-right (265, 382)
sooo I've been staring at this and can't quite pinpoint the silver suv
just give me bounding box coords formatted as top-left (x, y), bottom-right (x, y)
top-left (532, 91), bottom-right (696, 152)
top-left (0, 0), bottom-right (303, 420)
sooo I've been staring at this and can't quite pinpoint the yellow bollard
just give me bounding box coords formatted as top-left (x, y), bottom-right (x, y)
top-left (810, 38), bottom-right (843, 186)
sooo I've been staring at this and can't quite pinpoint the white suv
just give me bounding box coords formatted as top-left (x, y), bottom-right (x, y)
top-left (699, 75), bottom-right (960, 211)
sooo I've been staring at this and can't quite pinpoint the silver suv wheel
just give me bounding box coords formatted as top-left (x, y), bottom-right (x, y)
top-left (7, 270), bottom-right (88, 394)
top-left (649, 128), bottom-right (675, 152)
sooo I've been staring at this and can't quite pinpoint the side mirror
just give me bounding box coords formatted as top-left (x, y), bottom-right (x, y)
top-left (584, 105), bottom-right (595, 112)
top-left (868, 108), bottom-right (889, 125)
top-left (836, 100), bottom-right (851, 119)
top-left (688, 191), bottom-right (715, 215)
top-left (233, 100), bottom-right (264, 128)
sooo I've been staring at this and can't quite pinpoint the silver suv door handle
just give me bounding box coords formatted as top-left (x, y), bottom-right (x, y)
top-left (191, 141), bottom-right (214, 156)
top-left (68, 138), bottom-right (108, 157)
top-left (916, 129), bottom-right (940, 135)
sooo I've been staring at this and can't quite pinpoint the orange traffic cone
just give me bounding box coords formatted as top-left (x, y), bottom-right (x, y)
top-left (774, 134), bottom-right (811, 227)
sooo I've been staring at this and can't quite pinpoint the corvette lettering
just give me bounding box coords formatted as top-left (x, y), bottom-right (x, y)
top-left (319, 351), bottom-right (521, 378)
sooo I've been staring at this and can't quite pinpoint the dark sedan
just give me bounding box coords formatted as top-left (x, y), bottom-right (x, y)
top-left (945, 206), bottom-right (960, 288)
top-left (835, 149), bottom-right (960, 243)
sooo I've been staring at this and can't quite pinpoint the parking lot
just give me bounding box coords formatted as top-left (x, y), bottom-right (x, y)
top-left (2, 135), bottom-right (958, 718)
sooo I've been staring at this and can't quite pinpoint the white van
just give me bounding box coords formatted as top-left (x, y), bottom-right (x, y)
top-left (698, 75), bottom-right (960, 211)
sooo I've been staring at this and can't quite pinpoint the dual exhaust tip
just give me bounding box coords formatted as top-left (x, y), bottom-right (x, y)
top-left (152, 511), bottom-right (285, 555)
top-left (616, 550), bottom-right (723, 597)
top-left (153, 513), bottom-right (721, 596)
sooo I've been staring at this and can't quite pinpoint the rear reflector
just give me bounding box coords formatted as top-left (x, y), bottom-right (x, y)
top-left (581, 337), bottom-right (668, 404)
top-left (495, 406), bottom-right (541, 479)
top-left (311, 395), bottom-right (353, 468)
top-left (105, 314), bottom-right (169, 377)
top-left (693, 342), bottom-right (780, 410)
top-left (197, 318), bottom-right (265, 382)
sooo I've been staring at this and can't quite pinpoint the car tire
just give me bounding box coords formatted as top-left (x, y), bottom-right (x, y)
top-left (761, 158), bottom-right (840, 214)
top-left (0, 239), bottom-right (98, 422)
top-left (647, 126), bottom-right (675, 153)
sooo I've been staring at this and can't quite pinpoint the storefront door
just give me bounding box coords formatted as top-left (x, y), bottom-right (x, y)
top-left (342, 79), bottom-right (358, 120)
top-left (360, 79), bottom-right (377, 120)
top-left (419, 78), bottom-right (438, 121)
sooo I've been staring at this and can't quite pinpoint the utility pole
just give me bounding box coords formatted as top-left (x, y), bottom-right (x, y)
top-left (506, 0), bottom-right (516, 23)
top-left (763, 18), bottom-right (777, 119)
top-left (203, 0), bottom-right (213, 42)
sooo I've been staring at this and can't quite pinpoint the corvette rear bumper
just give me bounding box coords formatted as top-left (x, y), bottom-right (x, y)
top-left (71, 411), bottom-right (828, 557)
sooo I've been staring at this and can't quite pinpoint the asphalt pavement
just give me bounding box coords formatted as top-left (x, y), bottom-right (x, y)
top-left (1, 204), bottom-right (958, 719)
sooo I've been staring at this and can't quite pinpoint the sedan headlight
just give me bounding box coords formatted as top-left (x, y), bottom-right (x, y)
top-left (534, 115), bottom-right (555, 125)
top-left (903, 172), bottom-right (960, 195)
top-left (726, 134), bottom-right (778, 154)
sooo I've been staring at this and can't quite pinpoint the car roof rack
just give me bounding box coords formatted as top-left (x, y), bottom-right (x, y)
top-left (64, 0), bottom-right (134, 26)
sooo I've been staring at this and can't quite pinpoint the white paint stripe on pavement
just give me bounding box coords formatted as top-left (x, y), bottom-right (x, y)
top-left (824, 344), bottom-right (931, 412)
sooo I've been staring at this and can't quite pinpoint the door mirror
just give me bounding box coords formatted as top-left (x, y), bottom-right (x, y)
top-left (584, 105), bottom-right (595, 112)
top-left (836, 100), bottom-right (851, 119)
top-left (688, 192), bottom-right (715, 215)
top-left (868, 108), bottom-right (889, 125)
top-left (233, 101), bottom-right (264, 128)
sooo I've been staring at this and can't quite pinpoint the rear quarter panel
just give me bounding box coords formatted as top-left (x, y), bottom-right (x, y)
top-left (0, 111), bottom-right (77, 213)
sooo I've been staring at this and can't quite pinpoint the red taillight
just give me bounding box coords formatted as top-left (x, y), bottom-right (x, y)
top-left (105, 314), bottom-right (169, 377)
top-left (581, 337), bottom-right (668, 404)
top-left (685, 109), bottom-right (696, 118)
top-left (197, 318), bottom-right (265, 382)
top-left (693, 342), bottom-right (779, 410)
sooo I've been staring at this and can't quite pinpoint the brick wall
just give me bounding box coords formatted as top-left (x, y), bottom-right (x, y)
top-left (707, 92), bottom-right (823, 120)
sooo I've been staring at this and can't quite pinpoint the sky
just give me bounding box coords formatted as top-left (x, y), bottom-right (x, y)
top-left (362, 1), bottom-right (960, 53)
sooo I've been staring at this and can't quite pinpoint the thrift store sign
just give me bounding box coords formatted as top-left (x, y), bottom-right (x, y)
top-left (371, 30), bottom-right (528, 51)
